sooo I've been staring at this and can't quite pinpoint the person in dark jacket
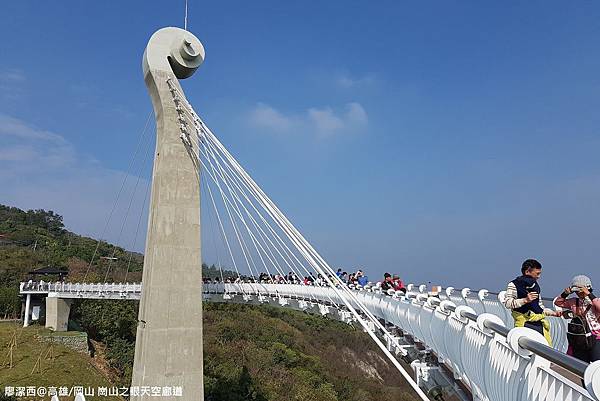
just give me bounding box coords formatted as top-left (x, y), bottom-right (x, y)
top-left (502, 259), bottom-right (560, 345)
top-left (380, 272), bottom-right (394, 293)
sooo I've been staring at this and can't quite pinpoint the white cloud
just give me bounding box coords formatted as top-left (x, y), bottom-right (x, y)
top-left (0, 69), bottom-right (25, 83)
top-left (0, 114), bottom-right (67, 143)
top-left (0, 145), bottom-right (38, 162)
top-left (307, 107), bottom-right (344, 134)
top-left (248, 102), bottom-right (292, 132)
top-left (307, 103), bottom-right (368, 136)
top-left (0, 69), bottom-right (26, 101)
top-left (345, 102), bottom-right (368, 125)
top-left (0, 114), bottom-right (76, 171)
top-left (335, 73), bottom-right (376, 89)
top-left (249, 102), bottom-right (368, 137)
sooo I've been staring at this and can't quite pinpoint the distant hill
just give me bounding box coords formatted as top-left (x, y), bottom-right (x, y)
top-left (0, 204), bottom-right (144, 286)
top-left (0, 203), bottom-right (235, 318)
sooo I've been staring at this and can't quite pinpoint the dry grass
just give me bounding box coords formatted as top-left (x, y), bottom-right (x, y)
top-left (0, 322), bottom-right (121, 400)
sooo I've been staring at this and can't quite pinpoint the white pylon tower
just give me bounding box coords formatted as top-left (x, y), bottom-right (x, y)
top-left (131, 27), bottom-right (205, 400)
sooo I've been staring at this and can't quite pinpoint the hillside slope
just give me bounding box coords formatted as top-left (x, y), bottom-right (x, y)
top-left (0, 203), bottom-right (235, 318)
top-left (203, 303), bottom-right (417, 401)
top-left (0, 322), bottom-right (118, 400)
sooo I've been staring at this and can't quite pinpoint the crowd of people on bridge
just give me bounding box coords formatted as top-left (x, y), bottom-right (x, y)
top-left (202, 268), bottom-right (408, 294)
top-left (502, 258), bottom-right (600, 366)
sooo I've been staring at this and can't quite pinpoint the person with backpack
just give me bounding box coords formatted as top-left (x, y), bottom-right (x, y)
top-left (554, 275), bottom-right (600, 363)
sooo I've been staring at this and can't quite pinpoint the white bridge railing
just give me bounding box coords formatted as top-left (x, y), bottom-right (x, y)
top-left (20, 281), bottom-right (600, 400)
top-left (20, 281), bottom-right (142, 300)
top-left (205, 283), bottom-right (600, 401)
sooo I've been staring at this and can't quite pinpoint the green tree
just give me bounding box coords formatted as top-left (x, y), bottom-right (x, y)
top-left (0, 286), bottom-right (21, 318)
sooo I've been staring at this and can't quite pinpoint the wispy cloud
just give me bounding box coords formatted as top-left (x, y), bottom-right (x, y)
top-left (307, 107), bottom-right (344, 133)
top-left (0, 114), bottom-right (67, 143)
top-left (249, 103), bottom-right (293, 132)
top-left (248, 102), bottom-right (368, 137)
top-left (0, 69), bottom-right (25, 83)
top-left (345, 102), bottom-right (368, 125)
top-left (0, 68), bottom-right (27, 101)
top-left (335, 73), bottom-right (376, 89)
top-left (0, 114), bottom-right (75, 169)
top-left (0, 145), bottom-right (38, 162)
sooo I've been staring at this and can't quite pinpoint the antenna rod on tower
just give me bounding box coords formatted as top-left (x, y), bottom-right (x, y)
top-left (184, 0), bottom-right (188, 31)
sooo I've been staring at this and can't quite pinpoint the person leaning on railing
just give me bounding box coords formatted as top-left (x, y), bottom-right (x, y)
top-left (380, 272), bottom-right (394, 293)
top-left (554, 275), bottom-right (600, 363)
top-left (392, 275), bottom-right (407, 294)
top-left (503, 259), bottom-right (561, 345)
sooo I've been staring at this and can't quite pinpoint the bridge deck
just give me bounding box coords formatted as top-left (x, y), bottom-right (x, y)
top-left (19, 281), bottom-right (600, 401)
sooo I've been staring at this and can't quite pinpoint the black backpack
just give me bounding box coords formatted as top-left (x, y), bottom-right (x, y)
top-left (567, 299), bottom-right (594, 352)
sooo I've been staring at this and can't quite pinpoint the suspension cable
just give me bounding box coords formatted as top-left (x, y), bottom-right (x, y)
top-left (84, 112), bottom-right (153, 281)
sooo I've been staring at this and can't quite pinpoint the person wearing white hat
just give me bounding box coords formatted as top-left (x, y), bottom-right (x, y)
top-left (555, 275), bottom-right (600, 363)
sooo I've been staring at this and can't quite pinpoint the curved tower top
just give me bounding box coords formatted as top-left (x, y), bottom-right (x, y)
top-left (142, 27), bottom-right (205, 79)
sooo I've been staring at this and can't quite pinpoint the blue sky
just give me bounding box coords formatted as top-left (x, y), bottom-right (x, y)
top-left (1, 1), bottom-right (600, 294)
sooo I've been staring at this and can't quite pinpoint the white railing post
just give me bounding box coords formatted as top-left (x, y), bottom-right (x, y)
top-left (585, 360), bottom-right (600, 399)
top-left (23, 293), bottom-right (31, 327)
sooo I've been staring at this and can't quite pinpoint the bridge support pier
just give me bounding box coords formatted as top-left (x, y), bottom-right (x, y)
top-left (45, 296), bottom-right (72, 332)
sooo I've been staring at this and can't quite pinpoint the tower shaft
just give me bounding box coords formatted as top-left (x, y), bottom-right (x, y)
top-left (131, 27), bottom-right (205, 401)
